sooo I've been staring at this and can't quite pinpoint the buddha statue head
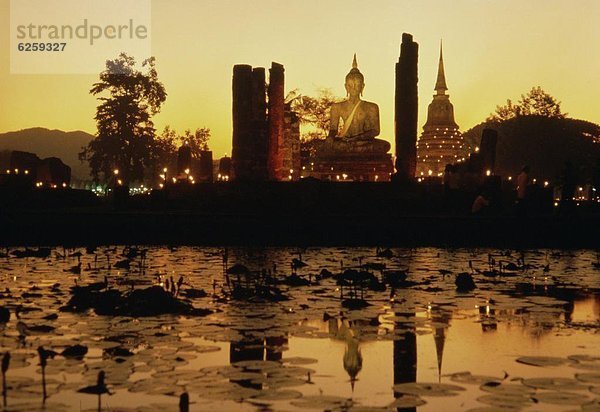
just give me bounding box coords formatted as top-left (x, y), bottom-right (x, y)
top-left (345, 54), bottom-right (364, 98)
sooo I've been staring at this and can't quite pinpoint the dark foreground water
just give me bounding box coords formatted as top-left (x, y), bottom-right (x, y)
top-left (0, 247), bottom-right (599, 411)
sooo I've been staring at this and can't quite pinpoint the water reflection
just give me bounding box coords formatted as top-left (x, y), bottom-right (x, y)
top-left (0, 246), bottom-right (598, 410)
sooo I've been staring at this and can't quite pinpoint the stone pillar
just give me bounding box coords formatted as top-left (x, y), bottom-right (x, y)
top-left (177, 145), bottom-right (192, 176)
top-left (267, 62), bottom-right (285, 180)
top-left (394, 33), bottom-right (419, 181)
top-left (198, 150), bottom-right (213, 182)
top-left (479, 128), bottom-right (498, 175)
top-left (232, 65), bottom-right (254, 180)
top-left (252, 68), bottom-right (268, 180)
top-left (218, 156), bottom-right (232, 180)
top-left (283, 106), bottom-right (301, 181)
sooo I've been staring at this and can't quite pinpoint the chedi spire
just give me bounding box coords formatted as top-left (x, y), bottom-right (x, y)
top-left (435, 41), bottom-right (448, 95)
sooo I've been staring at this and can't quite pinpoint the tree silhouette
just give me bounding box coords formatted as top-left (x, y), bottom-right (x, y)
top-left (152, 125), bottom-right (178, 172)
top-left (287, 88), bottom-right (341, 159)
top-left (80, 53), bottom-right (167, 184)
top-left (487, 86), bottom-right (565, 122)
top-left (149, 126), bottom-right (211, 179)
top-left (182, 128), bottom-right (211, 157)
top-left (290, 88), bottom-right (340, 135)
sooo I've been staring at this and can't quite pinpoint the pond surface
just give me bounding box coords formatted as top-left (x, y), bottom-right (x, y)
top-left (0, 246), bottom-right (599, 411)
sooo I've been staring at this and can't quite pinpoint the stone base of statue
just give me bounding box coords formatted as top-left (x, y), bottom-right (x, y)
top-left (304, 137), bottom-right (394, 182)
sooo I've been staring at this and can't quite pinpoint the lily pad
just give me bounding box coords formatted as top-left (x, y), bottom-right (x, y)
top-left (392, 382), bottom-right (465, 397)
top-left (533, 391), bottom-right (591, 405)
top-left (476, 394), bottom-right (534, 409)
top-left (282, 356), bottom-right (318, 365)
top-left (253, 389), bottom-right (303, 401)
top-left (479, 382), bottom-right (535, 396)
top-left (515, 356), bottom-right (568, 367)
top-left (387, 394), bottom-right (427, 408)
top-left (576, 373), bottom-right (600, 384)
top-left (522, 377), bottom-right (586, 391)
top-left (450, 371), bottom-right (503, 385)
top-left (291, 395), bottom-right (353, 409)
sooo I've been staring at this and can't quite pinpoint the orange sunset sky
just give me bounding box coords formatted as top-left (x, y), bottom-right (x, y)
top-left (1, 0), bottom-right (599, 157)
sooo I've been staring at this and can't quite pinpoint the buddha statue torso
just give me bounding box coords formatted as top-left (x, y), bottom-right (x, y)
top-left (316, 55), bottom-right (391, 157)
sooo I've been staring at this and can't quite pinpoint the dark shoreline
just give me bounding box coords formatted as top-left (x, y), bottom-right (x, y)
top-left (2, 210), bottom-right (598, 248)
top-left (2, 181), bottom-right (598, 248)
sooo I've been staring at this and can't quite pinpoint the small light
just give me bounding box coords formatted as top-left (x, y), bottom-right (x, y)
top-left (62, 183), bottom-right (67, 188)
top-left (159, 183), bottom-right (164, 188)
top-left (486, 170), bottom-right (491, 176)
top-left (184, 168), bottom-right (190, 175)
top-left (544, 181), bottom-right (549, 187)
top-left (508, 176), bottom-right (512, 181)
top-left (163, 167), bottom-right (168, 173)
top-left (24, 170), bottom-right (29, 175)
top-left (117, 179), bottom-right (122, 185)
top-left (113, 169), bottom-right (119, 175)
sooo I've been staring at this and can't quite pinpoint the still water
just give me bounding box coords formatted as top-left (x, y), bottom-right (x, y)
top-left (0, 247), bottom-right (599, 411)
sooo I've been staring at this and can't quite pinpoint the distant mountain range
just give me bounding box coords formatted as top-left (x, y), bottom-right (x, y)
top-left (0, 127), bottom-right (94, 180)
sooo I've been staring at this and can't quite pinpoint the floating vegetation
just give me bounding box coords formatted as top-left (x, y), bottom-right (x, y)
top-left (0, 246), bottom-right (597, 410)
top-left (476, 393), bottom-right (534, 409)
top-left (515, 356), bottom-right (569, 367)
top-left (392, 382), bottom-right (466, 397)
top-left (479, 382), bottom-right (535, 396)
top-left (62, 285), bottom-right (210, 317)
top-left (387, 394), bottom-right (427, 408)
top-left (521, 377), bottom-right (586, 391)
top-left (532, 391), bottom-right (592, 405)
top-left (449, 371), bottom-right (503, 385)
top-left (575, 372), bottom-right (600, 384)
top-left (290, 395), bottom-right (353, 409)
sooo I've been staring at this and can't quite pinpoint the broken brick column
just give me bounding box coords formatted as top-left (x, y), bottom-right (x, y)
top-left (267, 62), bottom-right (285, 180)
top-left (394, 33), bottom-right (419, 181)
top-left (232, 64), bottom-right (254, 180)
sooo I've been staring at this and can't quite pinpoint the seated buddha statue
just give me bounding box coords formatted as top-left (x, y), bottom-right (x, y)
top-left (316, 55), bottom-right (391, 157)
